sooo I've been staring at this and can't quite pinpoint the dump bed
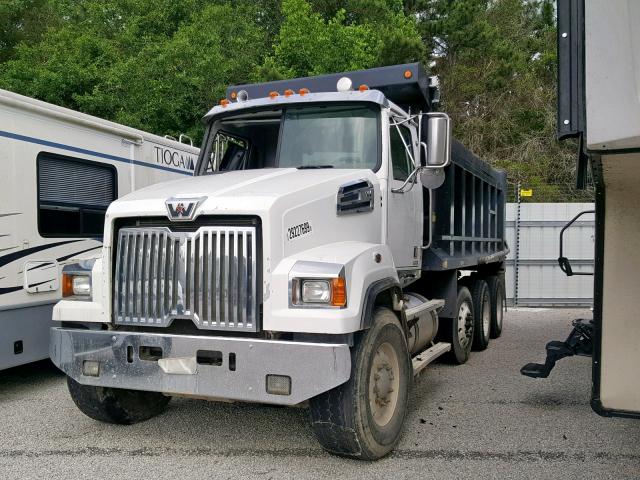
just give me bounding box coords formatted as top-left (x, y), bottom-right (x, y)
top-left (423, 139), bottom-right (508, 271)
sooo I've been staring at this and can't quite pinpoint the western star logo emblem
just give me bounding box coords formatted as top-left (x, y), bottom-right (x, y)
top-left (165, 197), bottom-right (207, 222)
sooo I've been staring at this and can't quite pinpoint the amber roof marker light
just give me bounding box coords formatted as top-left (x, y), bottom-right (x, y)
top-left (403, 69), bottom-right (413, 79)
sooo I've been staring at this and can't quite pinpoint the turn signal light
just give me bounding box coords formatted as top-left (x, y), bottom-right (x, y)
top-left (331, 277), bottom-right (347, 307)
top-left (230, 91), bottom-right (237, 100)
top-left (62, 273), bottom-right (74, 297)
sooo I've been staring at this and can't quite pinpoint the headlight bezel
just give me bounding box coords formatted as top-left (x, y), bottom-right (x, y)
top-left (61, 260), bottom-right (95, 301)
top-left (289, 261), bottom-right (347, 309)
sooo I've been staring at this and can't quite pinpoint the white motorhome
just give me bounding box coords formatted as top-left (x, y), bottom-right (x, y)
top-left (0, 89), bottom-right (198, 370)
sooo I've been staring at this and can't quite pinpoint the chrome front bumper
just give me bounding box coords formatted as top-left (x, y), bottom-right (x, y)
top-left (50, 327), bottom-right (351, 405)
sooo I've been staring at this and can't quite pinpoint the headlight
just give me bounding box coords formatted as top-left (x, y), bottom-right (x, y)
top-left (302, 280), bottom-right (331, 303)
top-left (72, 276), bottom-right (91, 296)
top-left (291, 277), bottom-right (346, 308)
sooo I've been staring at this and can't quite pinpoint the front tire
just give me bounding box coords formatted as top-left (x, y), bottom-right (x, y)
top-left (67, 377), bottom-right (170, 424)
top-left (309, 307), bottom-right (411, 460)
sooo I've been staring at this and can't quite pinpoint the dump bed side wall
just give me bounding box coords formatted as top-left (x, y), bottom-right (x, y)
top-left (423, 139), bottom-right (507, 272)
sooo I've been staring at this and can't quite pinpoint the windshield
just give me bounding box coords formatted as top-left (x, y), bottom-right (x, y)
top-left (198, 104), bottom-right (380, 174)
top-left (278, 106), bottom-right (378, 169)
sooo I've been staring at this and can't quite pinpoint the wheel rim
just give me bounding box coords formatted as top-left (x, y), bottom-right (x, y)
top-left (457, 301), bottom-right (473, 349)
top-left (482, 292), bottom-right (491, 338)
top-left (369, 342), bottom-right (400, 427)
top-left (496, 288), bottom-right (504, 329)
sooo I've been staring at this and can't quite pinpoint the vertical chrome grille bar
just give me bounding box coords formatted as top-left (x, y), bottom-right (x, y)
top-left (241, 231), bottom-right (248, 327)
top-left (157, 232), bottom-right (165, 322)
top-left (150, 233), bottom-right (159, 322)
top-left (197, 231), bottom-right (204, 325)
top-left (142, 233), bottom-right (151, 322)
top-left (117, 232), bottom-right (128, 319)
top-left (215, 231), bottom-right (221, 326)
top-left (231, 230), bottom-right (238, 327)
top-left (250, 231), bottom-right (257, 327)
top-left (223, 230), bottom-right (229, 327)
top-left (207, 230), bottom-right (213, 327)
top-left (135, 233), bottom-right (144, 320)
top-left (127, 233), bottom-right (137, 320)
top-left (164, 233), bottom-right (172, 314)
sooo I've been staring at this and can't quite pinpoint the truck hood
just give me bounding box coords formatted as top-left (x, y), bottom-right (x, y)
top-left (112, 168), bottom-right (371, 209)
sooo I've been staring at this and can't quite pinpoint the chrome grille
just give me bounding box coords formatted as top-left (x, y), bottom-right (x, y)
top-left (113, 226), bottom-right (258, 331)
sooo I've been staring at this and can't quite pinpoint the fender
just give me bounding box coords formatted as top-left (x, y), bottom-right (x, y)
top-left (359, 277), bottom-right (402, 330)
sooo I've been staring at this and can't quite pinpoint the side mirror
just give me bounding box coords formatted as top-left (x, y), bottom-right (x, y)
top-left (425, 114), bottom-right (451, 167)
top-left (417, 113), bottom-right (451, 189)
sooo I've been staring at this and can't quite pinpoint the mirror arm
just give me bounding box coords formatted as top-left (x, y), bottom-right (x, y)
top-left (391, 166), bottom-right (421, 194)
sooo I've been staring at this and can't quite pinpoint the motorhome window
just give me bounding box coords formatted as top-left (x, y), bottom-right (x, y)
top-left (390, 124), bottom-right (413, 181)
top-left (37, 153), bottom-right (116, 237)
top-left (278, 106), bottom-right (378, 169)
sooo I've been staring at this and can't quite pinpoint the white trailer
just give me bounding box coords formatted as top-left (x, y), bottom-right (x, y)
top-left (0, 89), bottom-right (199, 370)
top-left (522, 0), bottom-right (640, 419)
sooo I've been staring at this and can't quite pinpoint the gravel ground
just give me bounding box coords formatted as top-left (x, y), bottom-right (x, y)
top-left (1, 308), bottom-right (639, 479)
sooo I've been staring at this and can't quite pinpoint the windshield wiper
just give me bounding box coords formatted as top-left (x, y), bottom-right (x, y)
top-left (295, 165), bottom-right (334, 169)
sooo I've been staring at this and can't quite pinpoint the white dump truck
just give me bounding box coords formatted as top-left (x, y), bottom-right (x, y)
top-left (50, 63), bottom-right (508, 459)
top-left (522, 0), bottom-right (640, 420)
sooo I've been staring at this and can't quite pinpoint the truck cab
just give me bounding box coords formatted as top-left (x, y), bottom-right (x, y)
top-left (50, 63), bottom-right (508, 459)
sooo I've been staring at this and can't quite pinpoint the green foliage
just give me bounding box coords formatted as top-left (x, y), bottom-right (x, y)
top-left (0, 0), bottom-right (57, 62)
top-left (410, 0), bottom-right (583, 201)
top-left (260, 0), bottom-right (380, 78)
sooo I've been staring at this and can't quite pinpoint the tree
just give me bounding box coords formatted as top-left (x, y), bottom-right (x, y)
top-left (0, 0), bottom-right (57, 62)
top-left (409, 0), bottom-right (583, 201)
top-left (257, 0), bottom-right (423, 79)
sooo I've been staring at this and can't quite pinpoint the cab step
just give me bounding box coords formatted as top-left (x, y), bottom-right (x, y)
top-left (412, 342), bottom-right (451, 376)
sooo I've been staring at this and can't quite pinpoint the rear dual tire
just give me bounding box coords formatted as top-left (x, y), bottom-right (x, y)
top-left (440, 286), bottom-right (475, 364)
top-left (486, 275), bottom-right (506, 339)
top-left (470, 279), bottom-right (491, 351)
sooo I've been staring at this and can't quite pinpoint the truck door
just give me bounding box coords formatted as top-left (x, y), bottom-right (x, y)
top-left (386, 120), bottom-right (422, 271)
